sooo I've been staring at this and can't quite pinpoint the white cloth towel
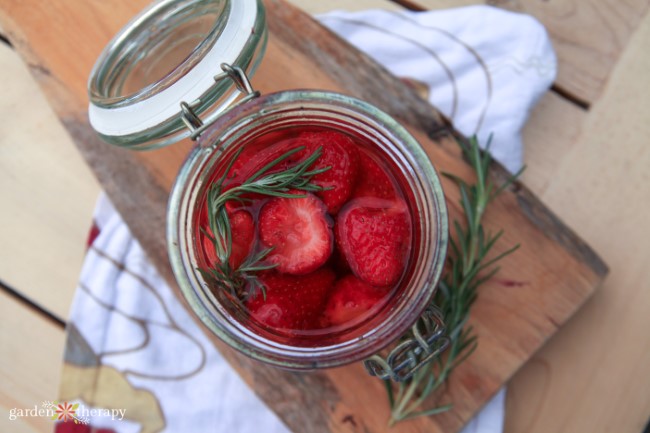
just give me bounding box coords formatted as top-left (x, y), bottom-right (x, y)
top-left (321, 7), bottom-right (556, 174)
top-left (64, 6), bottom-right (556, 433)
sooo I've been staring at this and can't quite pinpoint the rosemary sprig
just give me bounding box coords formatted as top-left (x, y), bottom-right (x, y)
top-left (385, 136), bottom-right (524, 425)
top-left (200, 145), bottom-right (330, 301)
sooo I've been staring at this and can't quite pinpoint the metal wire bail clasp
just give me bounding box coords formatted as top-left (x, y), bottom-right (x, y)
top-left (180, 63), bottom-right (261, 140)
top-left (364, 305), bottom-right (450, 382)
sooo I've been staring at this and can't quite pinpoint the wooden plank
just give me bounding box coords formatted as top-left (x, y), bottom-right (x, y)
top-left (520, 91), bottom-right (586, 196)
top-left (505, 12), bottom-right (650, 433)
top-left (0, 42), bottom-right (100, 320)
top-left (0, 291), bottom-right (66, 433)
top-left (0, 1), bottom-right (607, 433)
top-left (408, 0), bottom-right (650, 105)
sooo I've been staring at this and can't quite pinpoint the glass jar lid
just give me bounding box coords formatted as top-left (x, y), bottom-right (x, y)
top-left (88, 0), bottom-right (267, 150)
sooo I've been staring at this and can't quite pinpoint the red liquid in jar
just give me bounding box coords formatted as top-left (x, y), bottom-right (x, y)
top-left (195, 126), bottom-right (419, 347)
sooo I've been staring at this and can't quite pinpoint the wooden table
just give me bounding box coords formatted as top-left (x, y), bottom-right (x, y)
top-left (1, 1), bottom-right (649, 433)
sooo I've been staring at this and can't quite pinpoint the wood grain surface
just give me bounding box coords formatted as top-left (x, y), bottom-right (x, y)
top-left (506, 13), bottom-right (650, 433)
top-left (409, 0), bottom-right (650, 105)
top-left (0, 0), bottom-right (609, 432)
top-left (0, 42), bottom-right (100, 320)
top-left (0, 291), bottom-right (65, 433)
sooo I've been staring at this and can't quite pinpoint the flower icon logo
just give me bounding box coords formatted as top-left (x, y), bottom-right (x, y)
top-left (54, 402), bottom-right (79, 422)
top-left (43, 400), bottom-right (88, 425)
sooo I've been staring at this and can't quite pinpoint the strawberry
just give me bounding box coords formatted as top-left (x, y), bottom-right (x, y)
top-left (227, 137), bottom-right (297, 185)
top-left (247, 268), bottom-right (336, 330)
top-left (295, 130), bottom-right (359, 214)
top-left (201, 209), bottom-right (255, 269)
top-left (336, 198), bottom-right (411, 286)
top-left (221, 139), bottom-right (299, 209)
top-left (259, 191), bottom-right (333, 275)
top-left (321, 275), bottom-right (389, 326)
top-left (353, 151), bottom-right (398, 200)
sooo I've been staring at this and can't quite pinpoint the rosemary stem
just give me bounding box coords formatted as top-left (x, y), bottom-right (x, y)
top-left (392, 377), bottom-right (420, 421)
top-left (200, 146), bottom-right (329, 300)
top-left (381, 136), bottom-right (523, 426)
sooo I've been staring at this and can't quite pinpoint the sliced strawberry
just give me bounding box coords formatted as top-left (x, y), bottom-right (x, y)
top-left (259, 191), bottom-right (333, 275)
top-left (295, 130), bottom-right (359, 214)
top-left (201, 209), bottom-right (255, 269)
top-left (227, 137), bottom-right (297, 184)
top-left (247, 268), bottom-right (336, 330)
top-left (336, 198), bottom-right (411, 287)
top-left (228, 210), bottom-right (255, 268)
top-left (221, 139), bottom-right (300, 208)
top-left (321, 275), bottom-right (390, 326)
top-left (353, 151), bottom-right (398, 200)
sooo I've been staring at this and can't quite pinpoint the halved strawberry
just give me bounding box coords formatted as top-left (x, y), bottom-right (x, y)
top-left (259, 191), bottom-right (333, 275)
top-left (227, 135), bottom-right (298, 185)
top-left (353, 151), bottom-right (398, 200)
top-left (246, 268), bottom-right (336, 331)
top-left (295, 130), bottom-right (359, 214)
top-left (220, 139), bottom-right (299, 209)
top-left (201, 209), bottom-right (255, 270)
top-left (336, 198), bottom-right (411, 287)
top-left (321, 275), bottom-right (389, 327)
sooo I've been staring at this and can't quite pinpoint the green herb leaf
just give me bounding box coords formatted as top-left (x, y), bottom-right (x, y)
top-left (385, 136), bottom-right (523, 425)
top-left (200, 145), bottom-right (329, 301)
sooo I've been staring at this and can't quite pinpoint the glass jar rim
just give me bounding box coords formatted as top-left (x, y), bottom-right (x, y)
top-left (167, 90), bottom-right (449, 370)
top-left (87, 0), bottom-right (266, 149)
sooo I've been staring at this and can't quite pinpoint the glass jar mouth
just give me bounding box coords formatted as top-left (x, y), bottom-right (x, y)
top-left (87, 0), bottom-right (267, 149)
top-left (88, 0), bottom-right (230, 108)
top-left (168, 90), bottom-right (448, 370)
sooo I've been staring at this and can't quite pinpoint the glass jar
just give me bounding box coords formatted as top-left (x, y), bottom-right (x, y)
top-left (88, 0), bottom-right (267, 149)
top-left (89, 0), bottom-right (449, 380)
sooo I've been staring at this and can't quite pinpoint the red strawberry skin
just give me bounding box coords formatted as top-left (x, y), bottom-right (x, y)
top-left (259, 191), bottom-right (333, 275)
top-left (227, 138), bottom-right (295, 184)
top-left (228, 210), bottom-right (255, 268)
top-left (353, 151), bottom-right (398, 200)
top-left (247, 268), bottom-right (336, 331)
top-left (201, 209), bottom-right (255, 269)
top-left (221, 140), bottom-right (297, 209)
top-left (322, 275), bottom-right (389, 326)
top-left (336, 198), bottom-right (411, 287)
top-left (296, 130), bottom-right (359, 214)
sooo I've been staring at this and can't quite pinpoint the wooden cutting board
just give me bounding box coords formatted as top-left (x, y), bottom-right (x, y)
top-left (0, 0), bottom-right (607, 432)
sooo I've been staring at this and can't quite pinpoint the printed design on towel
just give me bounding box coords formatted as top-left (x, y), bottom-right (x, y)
top-left (386, 11), bottom-right (493, 134)
top-left (59, 244), bottom-right (208, 433)
top-left (81, 246), bottom-right (207, 381)
top-left (60, 193), bottom-right (294, 433)
top-left (320, 12), bottom-right (493, 135)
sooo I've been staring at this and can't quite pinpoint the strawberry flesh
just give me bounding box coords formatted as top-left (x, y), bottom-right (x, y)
top-left (227, 138), bottom-right (296, 185)
top-left (247, 268), bottom-right (336, 330)
top-left (201, 209), bottom-right (255, 269)
top-left (295, 131), bottom-right (359, 214)
top-left (259, 191), bottom-right (333, 275)
top-left (220, 140), bottom-right (298, 209)
top-left (336, 198), bottom-right (411, 286)
top-left (353, 151), bottom-right (398, 200)
top-left (322, 275), bottom-right (389, 326)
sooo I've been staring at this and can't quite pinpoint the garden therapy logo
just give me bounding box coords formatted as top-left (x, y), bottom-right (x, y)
top-left (43, 401), bottom-right (88, 424)
top-left (8, 401), bottom-right (126, 423)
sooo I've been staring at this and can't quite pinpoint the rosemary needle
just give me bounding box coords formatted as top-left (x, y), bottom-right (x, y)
top-left (385, 136), bottom-right (523, 425)
top-left (199, 145), bottom-right (330, 301)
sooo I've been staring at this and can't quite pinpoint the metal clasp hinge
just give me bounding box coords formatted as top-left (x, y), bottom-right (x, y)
top-left (180, 63), bottom-right (260, 140)
top-left (364, 305), bottom-right (450, 382)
